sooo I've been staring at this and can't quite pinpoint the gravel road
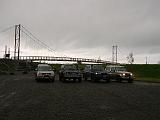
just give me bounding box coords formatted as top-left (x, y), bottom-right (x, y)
top-left (0, 72), bottom-right (160, 120)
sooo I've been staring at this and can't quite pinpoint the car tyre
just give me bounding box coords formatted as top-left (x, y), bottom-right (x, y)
top-left (84, 74), bottom-right (87, 81)
top-left (51, 78), bottom-right (55, 82)
top-left (106, 79), bottom-right (110, 83)
top-left (78, 78), bottom-right (82, 83)
top-left (36, 79), bottom-right (39, 82)
top-left (128, 79), bottom-right (133, 83)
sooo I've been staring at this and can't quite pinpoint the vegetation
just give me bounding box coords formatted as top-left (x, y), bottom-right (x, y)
top-left (1, 60), bottom-right (160, 82)
top-left (0, 59), bottom-right (38, 74)
top-left (50, 63), bottom-right (160, 82)
top-left (0, 59), bottom-right (17, 74)
top-left (125, 64), bottom-right (160, 82)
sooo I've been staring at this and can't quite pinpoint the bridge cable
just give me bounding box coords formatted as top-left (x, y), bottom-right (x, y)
top-left (21, 25), bottom-right (56, 54)
top-left (0, 25), bottom-right (15, 34)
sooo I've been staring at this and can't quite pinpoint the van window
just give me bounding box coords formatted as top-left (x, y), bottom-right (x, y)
top-left (38, 66), bottom-right (52, 71)
top-left (92, 65), bottom-right (104, 71)
top-left (115, 67), bottom-right (126, 72)
top-left (105, 67), bottom-right (110, 72)
top-left (110, 67), bottom-right (115, 72)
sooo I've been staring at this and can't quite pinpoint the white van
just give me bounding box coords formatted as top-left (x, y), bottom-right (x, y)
top-left (35, 64), bottom-right (55, 82)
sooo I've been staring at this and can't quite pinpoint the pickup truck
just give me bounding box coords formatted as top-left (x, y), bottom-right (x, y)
top-left (59, 64), bottom-right (82, 82)
top-left (105, 65), bottom-right (134, 83)
top-left (83, 64), bottom-right (110, 82)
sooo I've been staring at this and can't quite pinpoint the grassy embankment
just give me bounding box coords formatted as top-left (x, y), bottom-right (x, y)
top-left (125, 64), bottom-right (160, 83)
top-left (1, 60), bottom-right (160, 83)
top-left (0, 59), bottom-right (17, 74)
top-left (0, 59), bottom-right (38, 74)
top-left (51, 63), bottom-right (160, 83)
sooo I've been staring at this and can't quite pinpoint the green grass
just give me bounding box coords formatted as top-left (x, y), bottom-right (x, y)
top-left (50, 63), bottom-right (160, 83)
top-left (125, 64), bottom-right (160, 82)
top-left (0, 59), bottom-right (17, 72)
top-left (1, 60), bottom-right (160, 83)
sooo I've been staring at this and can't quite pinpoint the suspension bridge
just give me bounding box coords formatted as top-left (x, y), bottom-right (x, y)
top-left (0, 24), bottom-right (113, 64)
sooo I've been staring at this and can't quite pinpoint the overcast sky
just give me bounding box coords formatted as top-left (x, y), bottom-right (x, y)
top-left (0, 0), bottom-right (160, 64)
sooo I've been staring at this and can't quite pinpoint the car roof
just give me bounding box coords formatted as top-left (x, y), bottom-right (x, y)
top-left (106, 65), bottom-right (125, 68)
top-left (38, 64), bottom-right (50, 67)
top-left (62, 64), bottom-right (76, 66)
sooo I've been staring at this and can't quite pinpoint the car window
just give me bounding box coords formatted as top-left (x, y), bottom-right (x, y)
top-left (110, 67), bottom-right (115, 72)
top-left (105, 67), bottom-right (110, 72)
top-left (115, 67), bottom-right (126, 72)
top-left (63, 65), bottom-right (77, 70)
top-left (92, 65), bottom-right (104, 71)
top-left (38, 66), bottom-right (52, 71)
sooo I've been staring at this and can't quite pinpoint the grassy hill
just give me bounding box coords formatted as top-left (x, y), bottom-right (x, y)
top-left (0, 59), bottom-right (38, 74)
top-left (1, 60), bottom-right (160, 82)
top-left (0, 59), bottom-right (17, 74)
top-left (50, 63), bottom-right (160, 82)
top-left (125, 64), bottom-right (160, 82)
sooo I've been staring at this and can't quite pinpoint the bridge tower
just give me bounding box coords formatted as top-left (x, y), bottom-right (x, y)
top-left (14, 24), bottom-right (21, 60)
top-left (112, 45), bottom-right (118, 63)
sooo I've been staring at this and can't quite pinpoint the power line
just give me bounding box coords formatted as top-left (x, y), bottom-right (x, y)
top-left (0, 25), bottom-right (15, 34)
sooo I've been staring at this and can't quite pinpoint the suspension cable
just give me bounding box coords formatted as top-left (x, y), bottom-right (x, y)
top-left (21, 25), bottom-right (56, 53)
top-left (0, 25), bottom-right (15, 34)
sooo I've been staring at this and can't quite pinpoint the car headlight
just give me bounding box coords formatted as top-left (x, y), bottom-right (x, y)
top-left (95, 72), bottom-right (98, 74)
top-left (130, 73), bottom-right (133, 76)
top-left (120, 73), bottom-right (125, 76)
top-left (37, 73), bottom-right (42, 76)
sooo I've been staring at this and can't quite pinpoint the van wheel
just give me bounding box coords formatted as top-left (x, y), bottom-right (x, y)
top-left (128, 79), bottom-right (133, 83)
top-left (106, 79), bottom-right (110, 83)
top-left (118, 79), bottom-right (122, 83)
top-left (78, 78), bottom-right (82, 83)
top-left (62, 77), bottom-right (66, 82)
top-left (91, 77), bottom-right (97, 82)
top-left (36, 79), bottom-right (39, 82)
top-left (51, 79), bottom-right (55, 82)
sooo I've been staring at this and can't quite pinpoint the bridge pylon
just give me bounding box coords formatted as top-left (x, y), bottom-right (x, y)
top-left (14, 24), bottom-right (21, 60)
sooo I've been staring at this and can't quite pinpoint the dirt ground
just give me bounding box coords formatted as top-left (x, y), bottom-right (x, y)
top-left (0, 72), bottom-right (160, 120)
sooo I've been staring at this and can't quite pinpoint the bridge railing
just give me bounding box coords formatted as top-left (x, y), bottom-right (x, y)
top-left (11, 56), bottom-right (112, 64)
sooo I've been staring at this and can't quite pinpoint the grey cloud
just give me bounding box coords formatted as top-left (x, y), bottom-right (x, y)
top-left (0, 0), bottom-right (160, 63)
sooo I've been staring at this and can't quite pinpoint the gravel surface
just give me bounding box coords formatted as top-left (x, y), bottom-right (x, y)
top-left (0, 72), bottom-right (160, 120)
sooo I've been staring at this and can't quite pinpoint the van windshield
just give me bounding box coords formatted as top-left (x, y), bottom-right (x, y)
top-left (92, 65), bottom-right (104, 71)
top-left (38, 66), bottom-right (52, 71)
top-left (64, 65), bottom-right (77, 70)
top-left (115, 67), bottom-right (126, 72)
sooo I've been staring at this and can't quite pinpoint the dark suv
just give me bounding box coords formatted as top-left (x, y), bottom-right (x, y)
top-left (105, 65), bottom-right (134, 83)
top-left (59, 64), bottom-right (82, 82)
top-left (83, 64), bottom-right (110, 82)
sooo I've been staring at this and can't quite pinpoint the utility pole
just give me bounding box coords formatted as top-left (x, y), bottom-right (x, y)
top-left (4, 45), bottom-right (10, 59)
top-left (146, 56), bottom-right (148, 64)
top-left (14, 24), bottom-right (21, 60)
top-left (112, 45), bottom-right (118, 63)
top-left (8, 48), bottom-right (10, 55)
top-left (4, 45), bottom-right (7, 58)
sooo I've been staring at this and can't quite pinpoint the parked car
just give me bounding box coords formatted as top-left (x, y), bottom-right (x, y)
top-left (83, 64), bottom-right (110, 82)
top-left (105, 65), bottom-right (134, 83)
top-left (59, 64), bottom-right (82, 82)
top-left (35, 64), bottom-right (55, 82)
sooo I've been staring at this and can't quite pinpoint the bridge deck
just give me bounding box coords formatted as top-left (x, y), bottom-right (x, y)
top-left (12, 56), bottom-right (113, 64)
